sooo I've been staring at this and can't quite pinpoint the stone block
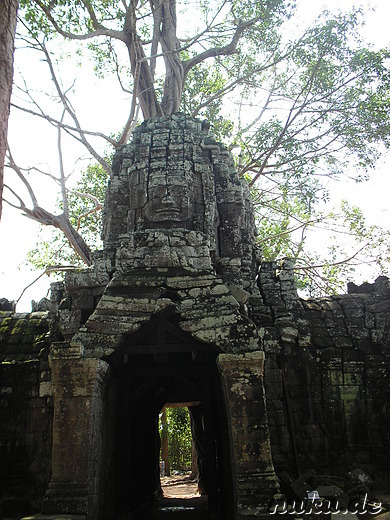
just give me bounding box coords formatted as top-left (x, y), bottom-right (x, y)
top-left (333, 336), bottom-right (354, 349)
top-left (312, 332), bottom-right (334, 349)
top-left (265, 368), bottom-right (282, 384)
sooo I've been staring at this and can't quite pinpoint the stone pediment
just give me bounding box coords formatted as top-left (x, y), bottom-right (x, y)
top-left (106, 312), bottom-right (214, 359)
top-left (73, 268), bottom-right (261, 358)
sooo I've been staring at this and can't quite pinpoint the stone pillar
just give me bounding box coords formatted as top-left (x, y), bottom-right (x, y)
top-left (42, 342), bottom-right (110, 519)
top-left (218, 351), bottom-right (279, 518)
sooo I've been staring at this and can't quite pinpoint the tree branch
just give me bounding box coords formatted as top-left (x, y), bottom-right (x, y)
top-left (22, 206), bottom-right (92, 265)
top-left (248, 60), bottom-right (323, 186)
top-left (38, 40), bottom-right (112, 173)
top-left (3, 183), bottom-right (28, 211)
top-left (293, 243), bottom-right (369, 271)
top-left (80, 0), bottom-right (101, 30)
top-left (58, 110), bottom-right (69, 219)
top-left (191, 62), bottom-right (278, 118)
top-left (16, 270), bottom-right (47, 304)
top-left (183, 18), bottom-right (258, 77)
top-left (76, 205), bottom-right (103, 232)
top-left (117, 102), bottom-right (140, 145)
top-left (10, 102), bottom-right (118, 147)
top-left (256, 217), bottom-right (323, 246)
top-left (123, 0), bottom-right (163, 118)
top-left (6, 146), bottom-right (38, 207)
top-left (6, 147), bottom-right (92, 266)
top-left (32, 0), bottom-right (124, 41)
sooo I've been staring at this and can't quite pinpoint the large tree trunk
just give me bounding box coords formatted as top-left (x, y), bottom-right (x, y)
top-left (125, 40), bottom-right (163, 119)
top-left (22, 205), bottom-right (92, 266)
top-left (123, 2), bottom-right (163, 119)
top-left (160, 409), bottom-right (170, 477)
top-left (0, 0), bottom-right (19, 220)
top-left (157, 0), bottom-right (184, 115)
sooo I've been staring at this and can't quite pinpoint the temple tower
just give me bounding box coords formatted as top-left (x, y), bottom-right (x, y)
top-left (39, 114), bottom-right (279, 519)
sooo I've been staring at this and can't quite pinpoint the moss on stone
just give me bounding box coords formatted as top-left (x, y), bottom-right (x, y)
top-left (0, 312), bottom-right (50, 363)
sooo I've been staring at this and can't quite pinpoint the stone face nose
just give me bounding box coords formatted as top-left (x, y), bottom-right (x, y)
top-left (161, 194), bottom-right (176, 206)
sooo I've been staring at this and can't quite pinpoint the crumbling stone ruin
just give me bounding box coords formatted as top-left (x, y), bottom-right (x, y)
top-left (0, 114), bottom-right (389, 519)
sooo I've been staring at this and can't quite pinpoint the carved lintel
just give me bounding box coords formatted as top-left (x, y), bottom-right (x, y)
top-left (218, 351), bottom-right (265, 377)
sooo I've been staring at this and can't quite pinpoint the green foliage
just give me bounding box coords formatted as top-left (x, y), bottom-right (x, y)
top-left (271, 200), bottom-right (390, 297)
top-left (160, 408), bottom-right (192, 472)
top-left (176, 6), bottom-right (390, 297)
top-left (68, 162), bottom-right (108, 235)
top-left (20, 0), bottom-right (125, 37)
top-left (16, 0), bottom-right (390, 295)
top-left (181, 62), bottom-right (234, 142)
top-left (26, 163), bottom-right (108, 270)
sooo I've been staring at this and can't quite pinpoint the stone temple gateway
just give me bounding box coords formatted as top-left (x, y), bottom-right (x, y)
top-left (42, 113), bottom-right (279, 519)
top-left (0, 114), bottom-right (389, 519)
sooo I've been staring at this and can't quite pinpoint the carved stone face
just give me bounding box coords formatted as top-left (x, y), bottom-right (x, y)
top-left (144, 173), bottom-right (191, 223)
top-left (103, 114), bottom-right (259, 288)
top-left (129, 168), bottom-right (204, 230)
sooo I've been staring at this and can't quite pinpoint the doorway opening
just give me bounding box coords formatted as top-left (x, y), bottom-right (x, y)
top-left (158, 404), bottom-right (207, 518)
top-left (159, 405), bottom-right (196, 491)
top-left (104, 314), bottom-right (235, 519)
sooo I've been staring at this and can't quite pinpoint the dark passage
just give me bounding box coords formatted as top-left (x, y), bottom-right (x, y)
top-left (104, 314), bottom-right (235, 520)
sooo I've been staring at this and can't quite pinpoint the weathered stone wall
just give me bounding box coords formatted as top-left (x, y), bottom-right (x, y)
top-left (1, 115), bottom-right (389, 517)
top-left (2, 264), bottom-right (389, 516)
top-left (257, 262), bottom-right (390, 490)
top-left (1, 282), bottom-right (390, 516)
top-left (0, 308), bottom-right (53, 517)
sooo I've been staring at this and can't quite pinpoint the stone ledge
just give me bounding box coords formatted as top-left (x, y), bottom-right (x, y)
top-left (22, 516), bottom-right (86, 520)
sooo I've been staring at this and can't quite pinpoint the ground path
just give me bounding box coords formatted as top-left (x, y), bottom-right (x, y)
top-left (139, 474), bottom-right (208, 519)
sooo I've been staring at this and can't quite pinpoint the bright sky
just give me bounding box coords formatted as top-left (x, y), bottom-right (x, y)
top-left (1, 0), bottom-right (389, 311)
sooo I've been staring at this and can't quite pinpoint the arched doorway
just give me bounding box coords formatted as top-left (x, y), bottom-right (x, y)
top-left (104, 313), bottom-right (235, 519)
